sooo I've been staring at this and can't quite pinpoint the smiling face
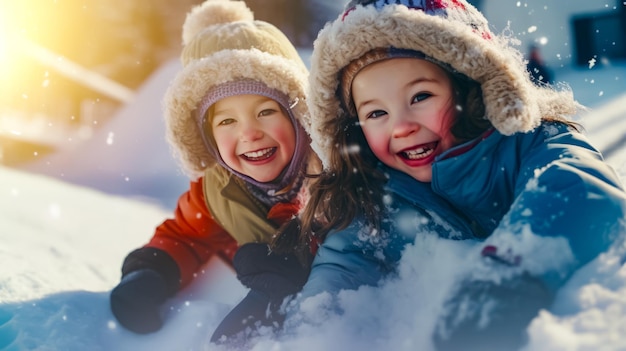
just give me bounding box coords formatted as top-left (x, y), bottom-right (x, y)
top-left (210, 94), bottom-right (296, 182)
top-left (351, 58), bottom-right (459, 182)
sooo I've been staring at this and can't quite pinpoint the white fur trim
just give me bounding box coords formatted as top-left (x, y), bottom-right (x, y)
top-left (307, 4), bottom-right (579, 169)
top-left (163, 49), bottom-right (309, 179)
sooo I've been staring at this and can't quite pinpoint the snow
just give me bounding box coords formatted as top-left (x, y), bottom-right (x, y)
top-left (17, 59), bottom-right (189, 210)
top-left (1, 52), bottom-right (626, 350)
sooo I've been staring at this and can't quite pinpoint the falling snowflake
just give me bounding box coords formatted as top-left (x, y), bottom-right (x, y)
top-left (106, 132), bottom-right (115, 145)
top-left (588, 58), bottom-right (596, 69)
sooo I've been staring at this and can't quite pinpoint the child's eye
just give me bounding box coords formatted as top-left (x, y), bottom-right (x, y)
top-left (366, 110), bottom-right (387, 119)
top-left (216, 118), bottom-right (235, 126)
top-left (259, 109), bottom-right (277, 117)
top-left (412, 93), bottom-right (432, 103)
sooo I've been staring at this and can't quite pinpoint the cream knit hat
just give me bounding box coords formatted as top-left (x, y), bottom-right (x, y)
top-left (306, 0), bottom-right (579, 169)
top-left (163, 0), bottom-right (309, 179)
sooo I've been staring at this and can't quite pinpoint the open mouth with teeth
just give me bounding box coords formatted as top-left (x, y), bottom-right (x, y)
top-left (241, 147), bottom-right (276, 161)
top-left (399, 141), bottom-right (438, 160)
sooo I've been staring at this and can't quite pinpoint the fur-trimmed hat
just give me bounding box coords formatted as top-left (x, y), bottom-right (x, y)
top-left (163, 0), bottom-right (309, 179)
top-left (305, 0), bottom-right (579, 169)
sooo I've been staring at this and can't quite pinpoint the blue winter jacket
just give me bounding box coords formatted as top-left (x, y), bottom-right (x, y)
top-left (301, 122), bottom-right (626, 298)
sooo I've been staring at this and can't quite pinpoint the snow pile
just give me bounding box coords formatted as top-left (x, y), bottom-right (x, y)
top-left (2, 162), bottom-right (625, 350)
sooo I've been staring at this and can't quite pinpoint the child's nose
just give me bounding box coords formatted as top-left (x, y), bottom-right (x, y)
top-left (392, 116), bottom-right (420, 139)
top-left (239, 123), bottom-right (263, 142)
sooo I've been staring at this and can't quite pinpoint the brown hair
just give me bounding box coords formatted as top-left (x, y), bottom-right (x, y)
top-left (273, 57), bottom-right (580, 257)
top-left (271, 108), bottom-right (387, 258)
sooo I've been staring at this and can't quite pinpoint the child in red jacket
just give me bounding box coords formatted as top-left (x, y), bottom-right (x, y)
top-left (109, 0), bottom-right (319, 342)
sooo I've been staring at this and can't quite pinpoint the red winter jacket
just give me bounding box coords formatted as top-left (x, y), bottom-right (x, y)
top-left (121, 178), bottom-right (302, 293)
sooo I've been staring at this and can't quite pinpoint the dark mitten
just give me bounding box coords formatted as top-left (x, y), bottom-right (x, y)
top-left (234, 242), bottom-right (311, 298)
top-left (110, 269), bottom-right (169, 334)
top-left (435, 263), bottom-right (553, 351)
top-left (210, 289), bottom-right (273, 345)
top-left (210, 243), bottom-right (311, 343)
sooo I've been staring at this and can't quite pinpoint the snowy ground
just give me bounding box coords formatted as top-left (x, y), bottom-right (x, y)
top-left (1, 57), bottom-right (625, 350)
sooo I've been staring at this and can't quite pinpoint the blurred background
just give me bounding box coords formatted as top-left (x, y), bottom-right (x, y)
top-left (0, 0), bottom-right (624, 208)
top-left (0, 0), bottom-right (336, 164)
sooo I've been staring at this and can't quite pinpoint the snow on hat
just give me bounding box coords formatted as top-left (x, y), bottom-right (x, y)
top-left (163, 0), bottom-right (309, 179)
top-left (305, 0), bottom-right (579, 169)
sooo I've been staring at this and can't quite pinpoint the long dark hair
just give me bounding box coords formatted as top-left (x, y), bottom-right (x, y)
top-left (272, 65), bottom-right (579, 258)
top-left (271, 109), bottom-right (387, 259)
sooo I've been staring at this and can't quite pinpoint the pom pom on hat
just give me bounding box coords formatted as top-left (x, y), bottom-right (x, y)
top-left (182, 0), bottom-right (254, 45)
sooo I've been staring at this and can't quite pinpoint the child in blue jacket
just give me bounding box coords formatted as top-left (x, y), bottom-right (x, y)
top-left (277, 0), bottom-right (626, 349)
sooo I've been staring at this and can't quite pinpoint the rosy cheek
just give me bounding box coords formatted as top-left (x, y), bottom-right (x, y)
top-left (442, 105), bottom-right (458, 131)
top-left (366, 134), bottom-right (387, 158)
top-left (217, 136), bottom-right (235, 157)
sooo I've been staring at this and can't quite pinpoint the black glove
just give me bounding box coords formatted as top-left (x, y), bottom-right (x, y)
top-left (434, 271), bottom-right (553, 351)
top-left (234, 242), bottom-right (311, 298)
top-left (210, 289), bottom-right (273, 346)
top-left (210, 243), bottom-right (311, 344)
top-left (110, 269), bottom-right (169, 334)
